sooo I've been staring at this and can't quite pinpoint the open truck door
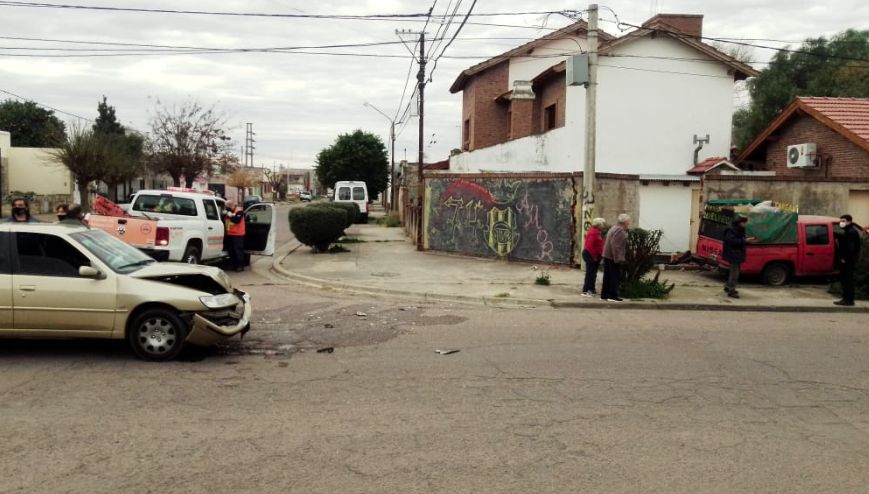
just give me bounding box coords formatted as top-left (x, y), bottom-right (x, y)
top-left (243, 203), bottom-right (276, 256)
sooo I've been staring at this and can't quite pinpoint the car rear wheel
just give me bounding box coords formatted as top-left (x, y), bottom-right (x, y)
top-left (183, 245), bottom-right (201, 264)
top-left (128, 308), bottom-right (188, 361)
top-left (762, 262), bottom-right (790, 286)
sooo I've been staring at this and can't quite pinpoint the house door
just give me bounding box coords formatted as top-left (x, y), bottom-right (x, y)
top-left (690, 188), bottom-right (701, 253)
top-left (848, 190), bottom-right (869, 229)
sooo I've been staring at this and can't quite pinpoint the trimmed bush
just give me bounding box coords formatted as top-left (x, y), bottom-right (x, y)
top-left (289, 207), bottom-right (346, 252)
top-left (619, 227), bottom-right (674, 299)
top-left (327, 202), bottom-right (360, 226)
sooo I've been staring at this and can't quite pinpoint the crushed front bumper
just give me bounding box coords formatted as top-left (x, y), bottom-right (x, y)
top-left (187, 290), bottom-right (252, 346)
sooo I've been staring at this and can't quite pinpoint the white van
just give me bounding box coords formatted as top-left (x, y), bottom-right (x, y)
top-left (333, 181), bottom-right (369, 222)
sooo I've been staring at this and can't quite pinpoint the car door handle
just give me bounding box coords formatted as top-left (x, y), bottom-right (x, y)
top-left (18, 285), bottom-right (36, 292)
top-left (208, 227), bottom-right (214, 230)
top-left (806, 253), bottom-right (815, 256)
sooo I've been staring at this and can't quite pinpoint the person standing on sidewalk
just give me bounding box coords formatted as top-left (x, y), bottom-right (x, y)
top-left (4, 197), bottom-right (38, 223)
top-left (835, 214), bottom-right (861, 306)
top-left (722, 216), bottom-right (755, 298)
top-left (601, 214), bottom-right (630, 302)
top-left (224, 201), bottom-right (246, 272)
top-left (581, 218), bottom-right (606, 297)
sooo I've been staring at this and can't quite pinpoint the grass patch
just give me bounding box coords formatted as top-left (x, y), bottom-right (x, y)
top-left (327, 244), bottom-right (350, 254)
top-left (534, 271), bottom-right (551, 286)
top-left (494, 292), bottom-right (510, 298)
top-left (376, 212), bottom-right (402, 227)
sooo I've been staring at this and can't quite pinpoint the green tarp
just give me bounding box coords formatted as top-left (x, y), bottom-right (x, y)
top-left (702, 202), bottom-right (798, 244)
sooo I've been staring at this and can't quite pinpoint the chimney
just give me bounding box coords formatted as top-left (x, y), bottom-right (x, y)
top-left (509, 80), bottom-right (535, 140)
top-left (643, 14), bottom-right (703, 39)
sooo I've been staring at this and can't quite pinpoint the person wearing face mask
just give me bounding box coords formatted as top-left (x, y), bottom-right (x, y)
top-left (55, 203), bottom-right (69, 222)
top-left (835, 214), bottom-right (861, 307)
top-left (5, 197), bottom-right (39, 223)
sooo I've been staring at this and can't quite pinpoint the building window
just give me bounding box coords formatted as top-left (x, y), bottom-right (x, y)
top-left (462, 118), bottom-right (470, 150)
top-left (543, 104), bottom-right (557, 131)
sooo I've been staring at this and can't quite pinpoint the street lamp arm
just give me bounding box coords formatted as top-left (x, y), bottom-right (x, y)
top-left (363, 102), bottom-right (394, 125)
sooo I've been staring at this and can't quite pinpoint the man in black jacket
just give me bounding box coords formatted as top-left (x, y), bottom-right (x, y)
top-left (722, 216), bottom-right (754, 298)
top-left (835, 214), bottom-right (861, 306)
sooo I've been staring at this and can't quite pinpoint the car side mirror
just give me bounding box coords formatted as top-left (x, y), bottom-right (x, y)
top-left (79, 266), bottom-right (104, 279)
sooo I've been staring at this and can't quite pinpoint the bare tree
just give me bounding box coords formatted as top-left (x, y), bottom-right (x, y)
top-left (146, 100), bottom-right (233, 187)
top-left (225, 168), bottom-right (258, 203)
top-left (50, 125), bottom-right (125, 212)
top-left (263, 168), bottom-right (285, 201)
top-left (711, 41), bottom-right (755, 64)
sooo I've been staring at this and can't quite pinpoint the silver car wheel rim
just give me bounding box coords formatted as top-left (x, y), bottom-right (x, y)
top-left (138, 317), bottom-right (178, 356)
top-left (186, 255), bottom-right (197, 264)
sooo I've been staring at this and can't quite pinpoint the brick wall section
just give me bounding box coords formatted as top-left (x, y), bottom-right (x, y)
top-left (534, 75), bottom-right (566, 134)
top-left (765, 116), bottom-right (869, 178)
top-left (462, 61), bottom-right (509, 151)
top-left (510, 99), bottom-right (534, 139)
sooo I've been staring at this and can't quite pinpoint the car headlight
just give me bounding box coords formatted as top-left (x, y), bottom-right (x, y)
top-left (200, 293), bottom-right (240, 309)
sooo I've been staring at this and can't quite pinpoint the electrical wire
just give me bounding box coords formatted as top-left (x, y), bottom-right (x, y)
top-left (428, 0), bottom-right (479, 82)
top-left (0, 88), bottom-right (91, 121)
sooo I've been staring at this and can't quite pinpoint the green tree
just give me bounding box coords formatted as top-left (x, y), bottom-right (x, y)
top-left (734, 29), bottom-right (869, 150)
top-left (0, 99), bottom-right (67, 147)
top-left (92, 96), bottom-right (143, 201)
top-left (315, 130), bottom-right (389, 196)
top-left (49, 126), bottom-right (126, 212)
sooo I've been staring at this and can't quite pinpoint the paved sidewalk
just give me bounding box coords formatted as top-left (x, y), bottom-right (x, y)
top-left (273, 222), bottom-right (866, 312)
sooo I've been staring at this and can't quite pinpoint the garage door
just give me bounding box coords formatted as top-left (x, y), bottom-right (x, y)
top-left (848, 190), bottom-right (869, 228)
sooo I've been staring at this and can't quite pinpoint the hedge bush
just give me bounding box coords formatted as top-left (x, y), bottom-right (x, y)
top-left (325, 202), bottom-right (360, 226)
top-left (289, 207), bottom-right (346, 252)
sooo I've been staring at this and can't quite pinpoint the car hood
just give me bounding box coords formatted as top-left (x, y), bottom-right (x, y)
top-left (129, 263), bottom-right (233, 292)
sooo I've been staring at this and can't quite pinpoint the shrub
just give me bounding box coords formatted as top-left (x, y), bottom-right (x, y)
top-left (534, 272), bottom-right (551, 286)
top-left (289, 207), bottom-right (346, 252)
top-left (621, 271), bottom-right (675, 299)
top-left (327, 202), bottom-right (360, 226)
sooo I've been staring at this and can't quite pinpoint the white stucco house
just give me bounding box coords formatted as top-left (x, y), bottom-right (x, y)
top-left (447, 13), bottom-right (758, 252)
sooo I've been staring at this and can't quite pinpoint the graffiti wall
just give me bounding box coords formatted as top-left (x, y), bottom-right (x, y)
top-left (425, 175), bottom-right (576, 264)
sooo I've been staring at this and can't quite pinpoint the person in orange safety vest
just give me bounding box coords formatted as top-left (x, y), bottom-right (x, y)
top-left (224, 201), bottom-right (246, 272)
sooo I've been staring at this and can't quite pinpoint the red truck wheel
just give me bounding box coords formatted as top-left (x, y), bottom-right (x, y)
top-left (762, 263), bottom-right (790, 286)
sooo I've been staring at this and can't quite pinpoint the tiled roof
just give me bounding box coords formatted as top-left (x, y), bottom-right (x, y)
top-left (798, 97), bottom-right (869, 144)
top-left (738, 97), bottom-right (869, 161)
top-left (686, 157), bottom-right (737, 174)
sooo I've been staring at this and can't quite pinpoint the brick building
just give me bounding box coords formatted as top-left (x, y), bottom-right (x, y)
top-left (737, 97), bottom-right (869, 224)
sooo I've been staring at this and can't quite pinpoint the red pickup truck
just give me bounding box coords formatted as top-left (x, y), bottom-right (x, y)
top-left (696, 215), bottom-right (841, 285)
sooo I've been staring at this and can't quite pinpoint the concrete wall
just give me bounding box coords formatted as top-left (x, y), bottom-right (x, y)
top-left (425, 174), bottom-right (577, 264)
top-left (703, 176), bottom-right (869, 221)
top-left (449, 127), bottom-right (573, 173)
top-left (7, 147), bottom-right (72, 196)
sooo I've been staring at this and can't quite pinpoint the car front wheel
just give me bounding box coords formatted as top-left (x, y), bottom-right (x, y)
top-left (128, 308), bottom-right (188, 361)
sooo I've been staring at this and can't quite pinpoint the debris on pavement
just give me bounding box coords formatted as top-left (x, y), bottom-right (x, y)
top-left (355, 311), bottom-right (368, 317)
top-left (317, 347), bottom-right (335, 354)
top-left (324, 323), bottom-right (335, 328)
top-left (434, 349), bottom-right (460, 355)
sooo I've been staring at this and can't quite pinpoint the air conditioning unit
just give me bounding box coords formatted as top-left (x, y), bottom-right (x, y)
top-left (786, 143), bottom-right (818, 168)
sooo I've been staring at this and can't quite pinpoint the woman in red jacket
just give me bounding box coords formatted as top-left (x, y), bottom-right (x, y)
top-left (581, 218), bottom-right (606, 296)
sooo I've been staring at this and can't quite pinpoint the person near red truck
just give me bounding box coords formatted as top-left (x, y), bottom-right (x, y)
top-left (601, 214), bottom-right (630, 302)
top-left (581, 217), bottom-right (607, 297)
top-left (722, 216), bottom-right (756, 299)
top-left (223, 201), bottom-right (246, 272)
top-left (835, 214), bottom-right (861, 306)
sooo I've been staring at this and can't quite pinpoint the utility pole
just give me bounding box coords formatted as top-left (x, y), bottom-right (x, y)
top-left (581, 4), bottom-right (599, 266)
top-left (416, 30), bottom-right (426, 251)
top-left (244, 123), bottom-right (255, 167)
top-left (363, 102), bottom-right (398, 211)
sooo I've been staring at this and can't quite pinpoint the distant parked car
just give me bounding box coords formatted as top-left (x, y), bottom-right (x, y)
top-left (299, 191), bottom-right (313, 202)
top-left (243, 195), bottom-right (263, 210)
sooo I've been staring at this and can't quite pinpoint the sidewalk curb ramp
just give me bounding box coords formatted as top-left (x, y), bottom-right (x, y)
top-left (270, 240), bottom-right (869, 313)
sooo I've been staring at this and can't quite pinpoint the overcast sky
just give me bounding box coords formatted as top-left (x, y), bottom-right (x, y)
top-left (1, 0), bottom-right (867, 170)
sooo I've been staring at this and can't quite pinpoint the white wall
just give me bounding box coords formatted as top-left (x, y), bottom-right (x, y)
top-left (450, 127), bottom-right (575, 172)
top-left (508, 37), bottom-right (586, 83)
top-left (8, 147), bottom-right (72, 196)
top-left (638, 184), bottom-right (694, 252)
top-left (596, 36), bottom-right (734, 175)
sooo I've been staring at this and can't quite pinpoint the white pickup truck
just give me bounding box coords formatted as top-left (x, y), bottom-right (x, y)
top-left (91, 189), bottom-right (276, 264)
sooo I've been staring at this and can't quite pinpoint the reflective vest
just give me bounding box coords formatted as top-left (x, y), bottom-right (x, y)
top-left (225, 208), bottom-right (246, 236)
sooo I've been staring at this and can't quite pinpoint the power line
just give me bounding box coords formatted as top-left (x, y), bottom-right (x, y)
top-left (428, 0), bottom-right (479, 82)
top-left (0, 87), bottom-right (91, 121)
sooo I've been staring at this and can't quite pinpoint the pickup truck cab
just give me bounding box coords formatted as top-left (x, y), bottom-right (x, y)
top-left (696, 215), bottom-right (841, 285)
top-left (92, 189), bottom-right (276, 264)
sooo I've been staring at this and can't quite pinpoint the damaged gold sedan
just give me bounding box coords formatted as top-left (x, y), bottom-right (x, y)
top-left (0, 224), bottom-right (251, 361)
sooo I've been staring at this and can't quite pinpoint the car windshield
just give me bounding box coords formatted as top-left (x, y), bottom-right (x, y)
top-left (70, 229), bottom-right (156, 274)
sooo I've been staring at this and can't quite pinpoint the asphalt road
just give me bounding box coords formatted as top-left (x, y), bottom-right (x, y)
top-left (3, 203), bottom-right (869, 493)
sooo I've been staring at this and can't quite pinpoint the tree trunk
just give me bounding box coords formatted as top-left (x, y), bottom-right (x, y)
top-left (183, 172), bottom-right (197, 189)
top-left (77, 178), bottom-right (91, 212)
top-left (170, 173), bottom-right (181, 187)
